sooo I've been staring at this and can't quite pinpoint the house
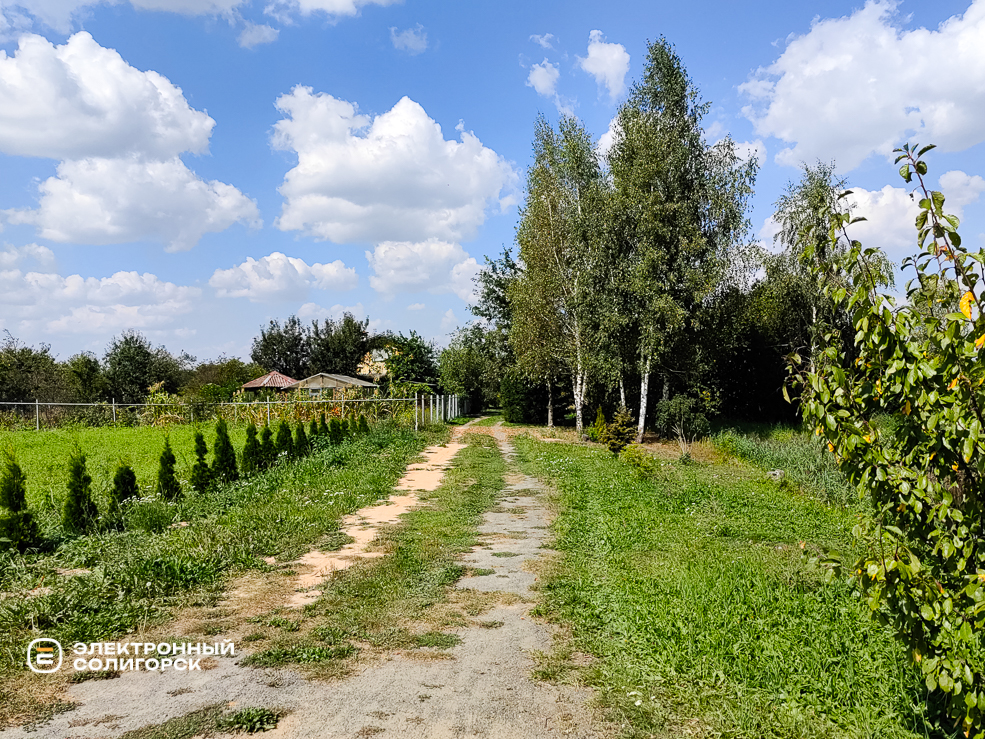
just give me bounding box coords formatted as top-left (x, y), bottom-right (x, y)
top-left (286, 373), bottom-right (378, 397)
top-left (240, 370), bottom-right (297, 393)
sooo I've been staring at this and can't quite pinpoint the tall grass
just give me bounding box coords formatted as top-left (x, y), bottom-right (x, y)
top-left (714, 424), bottom-right (855, 505)
top-left (515, 435), bottom-right (929, 738)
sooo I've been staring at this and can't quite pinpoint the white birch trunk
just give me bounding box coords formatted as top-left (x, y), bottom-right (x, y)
top-left (619, 374), bottom-right (626, 409)
top-left (636, 356), bottom-right (652, 443)
top-left (546, 379), bottom-right (554, 428)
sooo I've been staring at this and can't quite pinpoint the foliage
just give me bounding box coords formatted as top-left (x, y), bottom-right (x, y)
top-left (791, 145), bottom-right (985, 733)
top-left (241, 423), bottom-right (260, 476)
top-left (604, 404), bottom-right (635, 455)
top-left (275, 420), bottom-right (295, 460)
top-left (382, 331), bottom-right (439, 385)
top-left (63, 352), bottom-right (108, 403)
top-left (190, 431), bottom-right (211, 494)
top-left (250, 315), bottom-right (310, 380)
top-left (0, 332), bottom-right (65, 403)
top-left (294, 422), bottom-right (309, 457)
top-left (0, 453), bottom-right (38, 550)
top-left (357, 415), bottom-right (370, 435)
top-left (109, 464), bottom-right (139, 520)
top-left (319, 412), bottom-right (328, 436)
top-left (309, 312), bottom-right (372, 376)
top-left (217, 707), bottom-right (281, 734)
top-left (327, 418), bottom-right (344, 446)
top-left (155, 437), bottom-right (182, 502)
top-left (586, 406), bottom-right (606, 443)
top-left (653, 394), bottom-right (710, 441)
top-left (259, 425), bottom-right (276, 470)
top-left (212, 418), bottom-right (239, 483)
top-left (63, 448), bottom-right (98, 533)
top-left (184, 357), bottom-right (265, 401)
top-left (104, 330), bottom-right (189, 404)
top-left (308, 418), bottom-right (320, 441)
top-left (439, 323), bottom-right (504, 412)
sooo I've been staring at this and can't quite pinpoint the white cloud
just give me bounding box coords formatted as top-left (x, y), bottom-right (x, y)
top-left (740, 0), bottom-right (985, 170)
top-left (527, 58), bottom-right (560, 97)
top-left (272, 87), bottom-right (517, 244)
top-left (239, 22), bottom-right (279, 48)
top-left (297, 301), bottom-right (365, 321)
top-left (366, 239), bottom-right (479, 301)
top-left (263, 0), bottom-right (397, 21)
top-left (734, 139), bottom-right (767, 165)
top-left (597, 116), bottom-right (620, 158)
top-left (0, 33), bottom-right (212, 160)
top-left (0, 243), bottom-right (54, 269)
top-left (578, 30), bottom-right (630, 102)
top-left (530, 33), bottom-right (554, 50)
top-left (0, 33), bottom-right (259, 250)
top-left (390, 23), bottom-right (427, 54)
top-left (440, 308), bottom-right (458, 332)
top-left (0, 266), bottom-right (200, 334)
top-left (5, 156), bottom-right (260, 252)
top-left (2, 0), bottom-right (245, 37)
top-left (210, 251), bottom-right (357, 302)
top-left (406, 302), bottom-right (424, 310)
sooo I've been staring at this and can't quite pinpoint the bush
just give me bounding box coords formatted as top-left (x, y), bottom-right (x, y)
top-left (308, 418), bottom-right (320, 440)
top-left (500, 372), bottom-right (528, 424)
top-left (605, 405), bottom-right (636, 455)
top-left (618, 443), bottom-right (660, 476)
top-left (107, 463), bottom-right (139, 523)
top-left (294, 423), bottom-right (309, 457)
top-left (340, 418), bottom-right (350, 436)
top-left (275, 420), bottom-right (295, 460)
top-left (653, 394), bottom-right (710, 441)
top-left (64, 448), bottom-right (99, 533)
top-left (586, 406), bottom-right (606, 442)
top-left (241, 423), bottom-right (260, 476)
top-left (156, 437), bottom-right (182, 502)
top-left (259, 426), bottom-right (276, 469)
top-left (0, 452), bottom-right (39, 550)
top-left (212, 418), bottom-right (239, 483)
top-left (357, 415), bottom-right (370, 435)
top-left (327, 418), bottom-right (344, 446)
top-left (319, 412), bottom-right (329, 436)
top-left (190, 431), bottom-right (211, 494)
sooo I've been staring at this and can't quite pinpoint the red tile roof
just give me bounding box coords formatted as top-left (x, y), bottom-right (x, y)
top-left (241, 370), bottom-right (297, 389)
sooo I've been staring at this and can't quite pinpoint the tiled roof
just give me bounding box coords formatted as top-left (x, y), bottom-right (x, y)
top-left (241, 370), bottom-right (298, 389)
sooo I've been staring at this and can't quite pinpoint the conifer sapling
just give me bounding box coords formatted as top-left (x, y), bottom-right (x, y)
top-left (276, 420), bottom-right (295, 460)
top-left (64, 447), bottom-right (99, 533)
top-left (190, 431), bottom-right (211, 494)
top-left (294, 422), bottom-right (309, 457)
top-left (241, 423), bottom-right (260, 476)
top-left (0, 451), bottom-right (39, 549)
top-left (212, 419), bottom-right (239, 482)
top-left (259, 425), bottom-right (276, 469)
top-left (156, 437), bottom-right (182, 501)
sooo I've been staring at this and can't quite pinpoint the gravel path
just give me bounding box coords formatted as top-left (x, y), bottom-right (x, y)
top-left (3, 422), bottom-right (601, 739)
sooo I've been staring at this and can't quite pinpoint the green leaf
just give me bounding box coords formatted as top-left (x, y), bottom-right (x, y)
top-left (900, 164), bottom-right (912, 183)
top-left (918, 144), bottom-right (937, 156)
top-left (916, 160), bottom-right (928, 176)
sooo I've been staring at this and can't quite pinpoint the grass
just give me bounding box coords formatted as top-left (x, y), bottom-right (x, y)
top-left (514, 434), bottom-right (930, 739)
top-left (240, 432), bottom-right (507, 672)
top-left (471, 411), bottom-right (503, 428)
top-left (0, 423), bottom-right (252, 529)
top-left (117, 703), bottom-right (283, 738)
top-left (0, 423), bottom-right (440, 726)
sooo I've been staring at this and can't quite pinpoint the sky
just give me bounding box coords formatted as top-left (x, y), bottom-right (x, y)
top-left (1, 0), bottom-right (984, 363)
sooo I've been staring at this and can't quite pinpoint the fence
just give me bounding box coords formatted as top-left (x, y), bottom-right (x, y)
top-left (0, 393), bottom-right (471, 431)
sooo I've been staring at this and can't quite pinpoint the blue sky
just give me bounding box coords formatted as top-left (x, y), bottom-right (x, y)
top-left (1, 0), bottom-right (984, 362)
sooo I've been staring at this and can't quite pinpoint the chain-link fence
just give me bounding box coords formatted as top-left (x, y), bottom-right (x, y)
top-left (0, 393), bottom-right (470, 431)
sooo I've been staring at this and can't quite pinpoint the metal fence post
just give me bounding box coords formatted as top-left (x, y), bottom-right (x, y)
top-left (112, 398), bottom-right (116, 424)
top-left (414, 393), bottom-right (418, 431)
top-left (267, 399), bottom-right (271, 426)
top-left (35, 399), bottom-right (39, 431)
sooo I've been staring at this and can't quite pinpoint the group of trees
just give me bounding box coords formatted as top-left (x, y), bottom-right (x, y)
top-left (444, 38), bottom-right (858, 438)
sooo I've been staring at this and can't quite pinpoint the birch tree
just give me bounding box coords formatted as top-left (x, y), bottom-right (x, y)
top-left (608, 38), bottom-right (757, 441)
top-left (511, 115), bottom-right (605, 434)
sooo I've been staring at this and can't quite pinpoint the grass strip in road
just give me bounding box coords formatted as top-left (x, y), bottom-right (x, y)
top-left (513, 434), bottom-right (930, 739)
top-left (241, 432), bottom-right (507, 673)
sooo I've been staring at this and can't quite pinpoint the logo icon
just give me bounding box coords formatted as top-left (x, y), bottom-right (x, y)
top-left (27, 639), bottom-right (62, 674)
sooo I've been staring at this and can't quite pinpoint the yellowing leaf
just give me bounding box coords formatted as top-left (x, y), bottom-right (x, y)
top-left (949, 378), bottom-right (959, 390)
top-left (903, 401), bottom-right (912, 415)
top-left (976, 334), bottom-right (985, 349)
top-left (961, 291), bottom-right (975, 320)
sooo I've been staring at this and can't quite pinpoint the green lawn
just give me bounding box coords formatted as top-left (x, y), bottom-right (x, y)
top-left (514, 434), bottom-right (931, 738)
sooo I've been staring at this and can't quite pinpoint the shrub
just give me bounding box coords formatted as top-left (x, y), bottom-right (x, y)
top-left (106, 463), bottom-right (139, 523)
top-left (586, 406), bottom-right (606, 442)
top-left (327, 418), bottom-right (344, 446)
top-left (156, 437), bottom-right (182, 502)
top-left (308, 418), bottom-right (319, 440)
top-left (500, 372), bottom-right (527, 423)
top-left (653, 394), bottom-right (710, 441)
top-left (294, 423), bottom-right (309, 457)
top-left (259, 426), bottom-right (276, 469)
top-left (212, 418), bottom-right (239, 483)
top-left (190, 431), bottom-right (211, 494)
top-left (340, 418), bottom-right (350, 436)
top-left (618, 443), bottom-right (660, 476)
top-left (64, 447), bottom-right (99, 533)
top-left (241, 423), bottom-right (261, 476)
top-left (605, 405), bottom-right (635, 455)
top-left (357, 415), bottom-right (370, 435)
top-left (319, 412), bottom-right (329, 436)
top-left (0, 452), bottom-right (39, 550)
top-left (275, 420), bottom-right (295, 460)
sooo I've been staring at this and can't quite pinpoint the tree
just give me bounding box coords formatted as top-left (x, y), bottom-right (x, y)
top-left (0, 452), bottom-right (39, 550)
top-left (0, 332), bottom-right (66, 403)
top-left (439, 324), bottom-right (504, 413)
top-left (104, 330), bottom-right (187, 404)
top-left (242, 423), bottom-right (261, 475)
top-left (190, 431), bottom-right (211, 493)
top-left (212, 419), bottom-right (239, 482)
top-left (108, 464), bottom-right (139, 521)
top-left (250, 315), bottom-right (310, 379)
top-left (608, 38), bottom-right (757, 441)
top-left (511, 114), bottom-right (608, 434)
top-left (64, 448), bottom-right (98, 533)
top-left (63, 352), bottom-right (108, 402)
top-left (309, 313), bottom-right (372, 376)
top-left (185, 357), bottom-right (265, 400)
top-left (156, 438), bottom-right (182, 501)
top-left (275, 420), bottom-right (295, 460)
top-left (383, 332), bottom-right (439, 385)
top-left (793, 146), bottom-right (985, 733)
